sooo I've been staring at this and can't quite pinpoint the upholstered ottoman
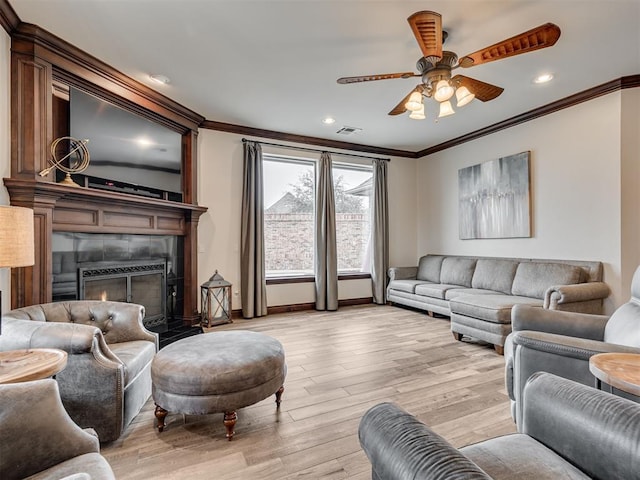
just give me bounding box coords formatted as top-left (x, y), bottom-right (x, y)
top-left (151, 330), bottom-right (286, 440)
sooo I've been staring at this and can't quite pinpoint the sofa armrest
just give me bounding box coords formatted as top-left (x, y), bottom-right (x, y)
top-left (387, 266), bottom-right (418, 281)
top-left (95, 302), bottom-right (158, 348)
top-left (359, 402), bottom-right (491, 480)
top-left (0, 318), bottom-right (105, 355)
top-left (522, 373), bottom-right (640, 480)
top-left (544, 281), bottom-right (610, 309)
top-left (511, 304), bottom-right (609, 340)
top-left (0, 379), bottom-right (100, 480)
top-left (512, 330), bottom-right (640, 360)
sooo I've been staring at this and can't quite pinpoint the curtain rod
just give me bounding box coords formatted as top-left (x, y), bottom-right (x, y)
top-left (241, 138), bottom-right (390, 162)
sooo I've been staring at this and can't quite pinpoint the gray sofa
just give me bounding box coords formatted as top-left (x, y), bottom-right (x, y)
top-left (387, 255), bottom-right (609, 353)
top-left (359, 372), bottom-right (640, 480)
top-left (0, 301), bottom-right (158, 443)
top-left (0, 379), bottom-right (115, 480)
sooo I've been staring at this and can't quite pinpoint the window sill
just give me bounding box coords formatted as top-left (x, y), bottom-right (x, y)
top-left (266, 273), bottom-right (371, 285)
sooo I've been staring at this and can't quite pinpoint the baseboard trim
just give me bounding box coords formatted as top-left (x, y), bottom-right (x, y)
top-left (230, 297), bottom-right (373, 317)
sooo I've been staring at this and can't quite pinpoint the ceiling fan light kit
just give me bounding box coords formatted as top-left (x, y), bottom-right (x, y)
top-left (337, 10), bottom-right (560, 122)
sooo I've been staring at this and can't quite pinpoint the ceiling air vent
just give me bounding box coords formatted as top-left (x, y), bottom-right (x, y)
top-left (336, 126), bottom-right (362, 136)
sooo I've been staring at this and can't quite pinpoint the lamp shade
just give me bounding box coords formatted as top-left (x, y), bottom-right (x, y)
top-left (438, 101), bottom-right (455, 118)
top-left (405, 91), bottom-right (423, 112)
top-left (433, 80), bottom-right (454, 102)
top-left (456, 86), bottom-right (475, 107)
top-left (409, 104), bottom-right (425, 120)
top-left (0, 205), bottom-right (35, 268)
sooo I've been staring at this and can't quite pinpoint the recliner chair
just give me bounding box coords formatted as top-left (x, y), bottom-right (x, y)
top-left (0, 301), bottom-right (158, 443)
top-left (505, 266), bottom-right (640, 425)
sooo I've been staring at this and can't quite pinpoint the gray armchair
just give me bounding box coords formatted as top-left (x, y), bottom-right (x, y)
top-left (359, 372), bottom-right (640, 480)
top-left (0, 301), bottom-right (158, 443)
top-left (0, 379), bottom-right (115, 480)
top-left (505, 266), bottom-right (640, 425)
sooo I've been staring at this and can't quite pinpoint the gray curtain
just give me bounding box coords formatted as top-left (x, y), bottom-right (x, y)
top-left (240, 141), bottom-right (267, 318)
top-left (315, 152), bottom-right (338, 310)
top-left (371, 159), bottom-right (389, 304)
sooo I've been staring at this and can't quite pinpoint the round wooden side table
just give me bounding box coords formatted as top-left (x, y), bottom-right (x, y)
top-left (0, 348), bottom-right (68, 384)
top-left (589, 352), bottom-right (640, 396)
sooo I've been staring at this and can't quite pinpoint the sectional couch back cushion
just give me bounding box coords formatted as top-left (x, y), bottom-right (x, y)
top-left (416, 255), bottom-right (445, 283)
top-left (471, 259), bottom-right (519, 295)
top-left (440, 257), bottom-right (477, 287)
top-left (511, 262), bottom-right (583, 299)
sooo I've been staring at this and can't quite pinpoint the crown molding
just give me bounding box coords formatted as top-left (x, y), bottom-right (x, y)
top-left (200, 120), bottom-right (417, 158)
top-left (12, 21), bottom-right (205, 131)
top-left (416, 74), bottom-right (640, 157)
top-left (0, 0), bottom-right (19, 34)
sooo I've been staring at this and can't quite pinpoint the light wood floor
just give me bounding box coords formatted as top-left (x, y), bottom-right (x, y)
top-left (102, 304), bottom-right (516, 479)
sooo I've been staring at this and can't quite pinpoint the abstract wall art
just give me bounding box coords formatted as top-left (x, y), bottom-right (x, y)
top-left (458, 151), bottom-right (531, 239)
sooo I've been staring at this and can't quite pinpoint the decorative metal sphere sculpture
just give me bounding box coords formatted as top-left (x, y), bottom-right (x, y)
top-left (39, 136), bottom-right (90, 187)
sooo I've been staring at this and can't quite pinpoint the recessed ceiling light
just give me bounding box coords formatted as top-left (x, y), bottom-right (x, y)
top-left (322, 117), bottom-right (336, 125)
top-left (533, 73), bottom-right (554, 84)
top-left (149, 74), bottom-right (170, 85)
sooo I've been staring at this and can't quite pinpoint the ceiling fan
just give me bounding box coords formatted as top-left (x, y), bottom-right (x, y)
top-left (337, 11), bottom-right (561, 119)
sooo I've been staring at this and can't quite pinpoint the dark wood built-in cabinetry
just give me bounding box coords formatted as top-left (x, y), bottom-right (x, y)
top-left (5, 22), bottom-right (207, 324)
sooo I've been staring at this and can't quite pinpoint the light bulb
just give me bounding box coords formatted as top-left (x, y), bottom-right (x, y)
top-left (438, 101), bottom-right (455, 118)
top-left (409, 104), bottom-right (425, 120)
top-left (405, 91), bottom-right (423, 111)
top-left (456, 86), bottom-right (475, 107)
top-left (433, 80), bottom-right (454, 102)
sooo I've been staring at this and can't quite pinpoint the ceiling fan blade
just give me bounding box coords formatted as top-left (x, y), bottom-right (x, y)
top-left (407, 11), bottom-right (443, 60)
top-left (337, 72), bottom-right (418, 84)
top-left (388, 85), bottom-right (424, 115)
top-left (458, 23), bottom-right (561, 68)
top-left (452, 75), bottom-right (504, 102)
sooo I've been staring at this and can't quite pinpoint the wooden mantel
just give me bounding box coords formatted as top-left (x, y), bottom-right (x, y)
top-left (5, 20), bottom-right (208, 324)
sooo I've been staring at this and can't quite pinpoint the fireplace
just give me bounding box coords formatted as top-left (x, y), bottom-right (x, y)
top-left (51, 232), bottom-right (183, 333)
top-left (79, 260), bottom-right (167, 331)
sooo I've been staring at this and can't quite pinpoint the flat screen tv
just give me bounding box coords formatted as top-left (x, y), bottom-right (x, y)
top-left (70, 87), bottom-right (183, 197)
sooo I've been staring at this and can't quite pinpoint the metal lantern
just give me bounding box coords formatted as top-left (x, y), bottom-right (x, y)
top-left (200, 270), bottom-right (233, 327)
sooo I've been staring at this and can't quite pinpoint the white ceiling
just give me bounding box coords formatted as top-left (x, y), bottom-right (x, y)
top-left (9, 0), bottom-right (640, 153)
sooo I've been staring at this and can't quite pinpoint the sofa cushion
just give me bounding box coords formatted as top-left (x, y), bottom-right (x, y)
top-left (462, 434), bottom-right (590, 480)
top-left (472, 259), bottom-right (519, 295)
top-left (388, 279), bottom-right (430, 294)
top-left (416, 255), bottom-right (444, 282)
top-left (109, 340), bottom-right (156, 385)
top-left (512, 262), bottom-right (583, 299)
top-left (445, 288), bottom-right (502, 300)
top-left (450, 294), bottom-right (543, 323)
top-left (415, 283), bottom-right (461, 300)
top-left (440, 257), bottom-right (477, 287)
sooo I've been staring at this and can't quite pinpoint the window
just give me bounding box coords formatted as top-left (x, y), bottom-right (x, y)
top-left (263, 156), bottom-right (315, 277)
top-left (333, 164), bottom-right (372, 274)
top-left (263, 155), bottom-right (373, 278)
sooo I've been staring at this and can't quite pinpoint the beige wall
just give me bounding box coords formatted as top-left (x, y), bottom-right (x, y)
top-left (620, 87), bottom-right (640, 297)
top-left (1, 28), bottom-right (11, 313)
top-left (417, 91), bottom-right (635, 313)
top-left (197, 129), bottom-right (417, 307)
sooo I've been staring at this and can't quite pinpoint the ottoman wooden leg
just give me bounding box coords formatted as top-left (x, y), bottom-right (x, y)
top-left (275, 386), bottom-right (285, 407)
top-left (223, 411), bottom-right (237, 441)
top-left (155, 404), bottom-right (168, 432)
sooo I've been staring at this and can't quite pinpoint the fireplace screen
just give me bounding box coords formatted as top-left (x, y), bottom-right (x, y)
top-left (79, 260), bottom-right (167, 330)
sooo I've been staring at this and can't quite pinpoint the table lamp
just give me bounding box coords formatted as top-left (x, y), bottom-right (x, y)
top-left (0, 205), bottom-right (35, 334)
